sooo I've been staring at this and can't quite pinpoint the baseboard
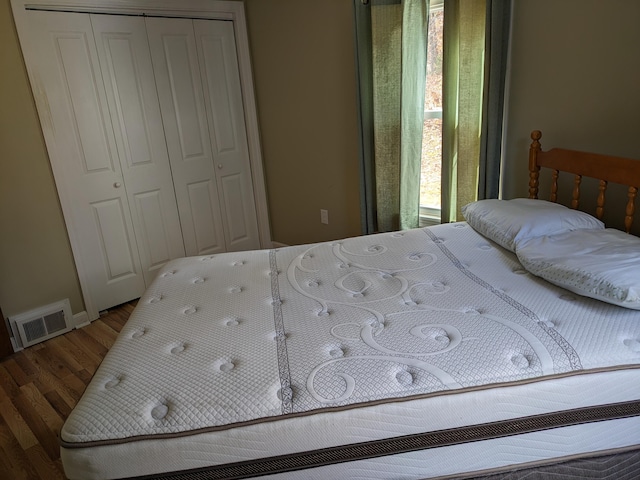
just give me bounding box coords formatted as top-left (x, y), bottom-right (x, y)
top-left (73, 310), bottom-right (91, 328)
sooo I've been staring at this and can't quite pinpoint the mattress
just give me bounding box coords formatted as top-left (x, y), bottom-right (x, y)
top-left (60, 222), bottom-right (640, 479)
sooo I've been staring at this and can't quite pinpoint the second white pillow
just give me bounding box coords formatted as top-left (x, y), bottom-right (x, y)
top-left (515, 228), bottom-right (640, 310)
top-left (461, 198), bottom-right (604, 252)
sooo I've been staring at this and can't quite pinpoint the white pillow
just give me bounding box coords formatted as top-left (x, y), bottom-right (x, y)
top-left (516, 228), bottom-right (640, 310)
top-left (461, 198), bottom-right (604, 252)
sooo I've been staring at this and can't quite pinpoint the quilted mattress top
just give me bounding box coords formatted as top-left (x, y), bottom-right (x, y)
top-left (61, 223), bottom-right (640, 445)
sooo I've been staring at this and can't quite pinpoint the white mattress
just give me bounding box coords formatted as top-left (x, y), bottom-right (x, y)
top-left (60, 223), bottom-right (640, 479)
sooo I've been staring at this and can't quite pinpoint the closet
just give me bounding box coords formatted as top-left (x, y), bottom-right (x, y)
top-left (13, 1), bottom-right (270, 320)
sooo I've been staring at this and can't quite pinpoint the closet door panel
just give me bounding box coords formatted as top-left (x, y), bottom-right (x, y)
top-left (162, 38), bottom-right (205, 159)
top-left (92, 198), bottom-right (139, 280)
top-left (188, 181), bottom-right (223, 253)
top-left (220, 173), bottom-right (249, 242)
top-left (133, 191), bottom-right (172, 267)
top-left (92, 15), bottom-right (186, 284)
top-left (25, 10), bottom-right (145, 313)
top-left (146, 17), bottom-right (226, 256)
top-left (57, 36), bottom-right (113, 174)
top-left (194, 20), bottom-right (260, 252)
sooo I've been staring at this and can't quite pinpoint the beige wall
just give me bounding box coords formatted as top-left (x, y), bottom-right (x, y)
top-left (0, 0), bottom-right (84, 317)
top-left (243, 0), bottom-right (362, 245)
top-left (2, 0), bottom-right (639, 318)
top-left (503, 0), bottom-right (640, 234)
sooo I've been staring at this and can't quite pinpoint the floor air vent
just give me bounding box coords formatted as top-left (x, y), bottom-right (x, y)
top-left (8, 299), bottom-right (73, 350)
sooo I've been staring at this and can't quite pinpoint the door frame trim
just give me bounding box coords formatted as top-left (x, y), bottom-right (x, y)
top-left (12, 0), bottom-right (271, 321)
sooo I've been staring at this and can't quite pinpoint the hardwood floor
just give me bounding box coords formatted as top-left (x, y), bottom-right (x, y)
top-left (0, 301), bottom-right (136, 480)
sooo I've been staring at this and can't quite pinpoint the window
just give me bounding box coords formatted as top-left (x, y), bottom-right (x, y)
top-left (420, 0), bottom-right (443, 225)
top-left (355, 0), bottom-right (508, 232)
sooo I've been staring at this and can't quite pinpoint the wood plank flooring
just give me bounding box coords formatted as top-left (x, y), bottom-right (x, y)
top-left (0, 301), bottom-right (136, 480)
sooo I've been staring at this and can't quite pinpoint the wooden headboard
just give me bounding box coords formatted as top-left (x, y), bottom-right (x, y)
top-left (528, 130), bottom-right (640, 233)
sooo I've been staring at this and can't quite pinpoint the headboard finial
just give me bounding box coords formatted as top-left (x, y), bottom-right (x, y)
top-left (528, 130), bottom-right (542, 199)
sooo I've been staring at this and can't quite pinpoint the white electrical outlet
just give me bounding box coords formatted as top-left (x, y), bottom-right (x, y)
top-left (320, 209), bottom-right (329, 224)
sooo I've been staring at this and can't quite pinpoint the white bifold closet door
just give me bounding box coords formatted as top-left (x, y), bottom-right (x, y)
top-left (91, 14), bottom-right (186, 286)
top-left (146, 17), bottom-right (260, 256)
top-left (24, 10), bottom-right (261, 315)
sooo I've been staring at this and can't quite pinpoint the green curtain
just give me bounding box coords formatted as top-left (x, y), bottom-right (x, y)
top-left (441, 0), bottom-right (511, 221)
top-left (361, 0), bottom-right (429, 232)
top-left (355, 0), bottom-right (509, 231)
top-left (399, 0), bottom-right (429, 230)
top-left (371, 3), bottom-right (402, 232)
top-left (479, 0), bottom-right (512, 200)
top-left (441, 0), bottom-right (486, 223)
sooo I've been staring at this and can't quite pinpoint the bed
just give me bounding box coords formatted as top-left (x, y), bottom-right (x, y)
top-left (60, 131), bottom-right (640, 480)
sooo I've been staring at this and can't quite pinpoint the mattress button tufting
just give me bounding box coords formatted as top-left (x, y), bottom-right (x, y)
top-left (192, 277), bottom-right (205, 284)
top-left (105, 377), bottom-right (121, 389)
top-left (511, 354), bottom-right (531, 369)
top-left (512, 269), bottom-right (527, 275)
top-left (170, 344), bottom-right (185, 354)
top-left (148, 295), bottom-right (162, 304)
top-left (232, 261), bottom-right (245, 266)
top-left (369, 319), bottom-right (383, 328)
top-left (183, 306), bottom-right (198, 315)
top-left (559, 294), bottom-right (576, 301)
top-left (131, 328), bottom-right (146, 339)
top-left (219, 362), bottom-right (235, 372)
top-left (538, 319), bottom-right (555, 329)
top-left (329, 347), bottom-right (344, 358)
top-left (230, 286), bottom-right (243, 294)
top-left (161, 270), bottom-right (176, 277)
top-left (151, 403), bottom-right (169, 420)
top-left (277, 387), bottom-right (293, 404)
top-left (225, 318), bottom-right (240, 326)
top-left (396, 371), bottom-right (414, 386)
top-left (623, 339), bottom-right (640, 352)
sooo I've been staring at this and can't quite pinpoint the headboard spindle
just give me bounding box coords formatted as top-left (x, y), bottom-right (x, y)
top-left (528, 130), bottom-right (640, 233)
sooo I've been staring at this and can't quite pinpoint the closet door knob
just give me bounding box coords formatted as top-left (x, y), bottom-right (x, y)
top-left (217, 164), bottom-right (223, 169)
top-left (114, 182), bottom-right (122, 188)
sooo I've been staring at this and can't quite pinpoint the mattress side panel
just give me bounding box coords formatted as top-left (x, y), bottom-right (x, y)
top-left (60, 368), bottom-right (640, 480)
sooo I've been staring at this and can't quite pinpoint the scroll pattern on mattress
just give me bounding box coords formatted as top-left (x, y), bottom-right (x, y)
top-left (62, 223), bottom-right (593, 443)
top-left (276, 226), bottom-right (580, 412)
